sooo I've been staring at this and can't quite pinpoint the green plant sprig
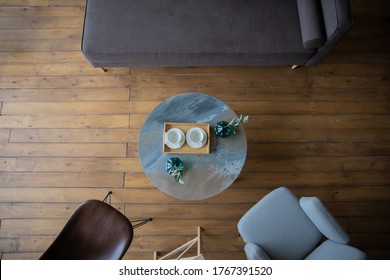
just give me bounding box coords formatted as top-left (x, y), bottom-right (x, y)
top-left (228, 115), bottom-right (249, 134)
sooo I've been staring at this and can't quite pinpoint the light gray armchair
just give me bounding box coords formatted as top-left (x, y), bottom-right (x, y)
top-left (238, 187), bottom-right (366, 260)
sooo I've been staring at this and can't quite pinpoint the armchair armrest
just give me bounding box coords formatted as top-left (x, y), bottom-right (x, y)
top-left (244, 243), bottom-right (270, 260)
top-left (300, 197), bottom-right (350, 244)
top-left (306, 240), bottom-right (367, 260)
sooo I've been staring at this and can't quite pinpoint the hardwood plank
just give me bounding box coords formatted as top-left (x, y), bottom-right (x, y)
top-left (125, 203), bottom-right (252, 220)
top-left (9, 128), bottom-right (133, 143)
top-left (1, 252), bottom-right (42, 260)
top-left (124, 219), bottom-right (240, 236)
top-left (246, 143), bottom-right (390, 158)
top-left (0, 75), bottom-right (131, 88)
top-left (235, 172), bottom-right (390, 188)
top-left (1, 101), bottom-right (159, 115)
top-left (131, 66), bottom-right (309, 76)
top-left (0, 128), bottom-right (10, 142)
top-left (128, 74), bottom-right (308, 88)
top-left (0, 158), bottom-right (16, 171)
top-left (328, 201), bottom-right (390, 216)
top-left (48, 0), bottom-right (85, 5)
top-left (349, 217), bottom-right (390, 233)
top-left (0, 16), bottom-right (83, 28)
top-left (0, 64), bottom-right (129, 76)
top-left (243, 157), bottom-right (344, 172)
top-left (124, 172), bottom-right (154, 188)
top-left (315, 101), bottom-right (390, 114)
top-left (0, 0), bottom-right (84, 6)
top-left (0, 0), bottom-right (50, 6)
top-left (349, 233), bottom-right (390, 251)
top-left (0, 172), bottom-right (124, 188)
top-left (0, 29), bottom-right (81, 40)
top-left (228, 101), bottom-right (316, 114)
top-left (13, 157), bottom-right (141, 172)
top-left (0, 202), bottom-right (79, 218)
top-left (343, 156), bottom-right (390, 171)
top-left (334, 186), bottom-right (390, 201)
top-left (0, 52), bottom-right (85, 64)
top-left (0, 40), bottom-right (81, 51)
top-left (129, 114), bottom-right (148, 128)
top-left (321, 51), bottom-right (390, 64)
top-left (327, 128), bottom-right (390, 142)
top-left (0, 88), bottom-right (130, 101)
top-left (0, 218), bottom-right (66, 237)
top-left (0, 115), bottom-right (130, 129)
top-left (0, 236), bottom-right (54, 253)
top-left (0, 6), bottom-right (85, 17)
top-left (243, 115), bottom-right (390, 129)
top-left (132, 87), bottom-right (312, 102)
top-left (0, 187), bottom-right (168, 203)
top-left (0, 143), bottom-right (127, 157)
top-left (245, 128), bottom-right (328, 142)
top-left (311, 75), bottom-right (390, 89)
top-left (309, 63), bottom-right (390, 76)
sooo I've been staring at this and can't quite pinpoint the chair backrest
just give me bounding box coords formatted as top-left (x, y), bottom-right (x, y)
top-left (40, 200), bottom-right (133, 260)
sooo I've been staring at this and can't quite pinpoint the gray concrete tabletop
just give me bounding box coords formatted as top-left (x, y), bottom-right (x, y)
top-left (138, 92), bottom-right (247, 200)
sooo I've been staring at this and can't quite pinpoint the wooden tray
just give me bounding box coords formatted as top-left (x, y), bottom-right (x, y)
top-left (163, 122), bottom-right (210, 154)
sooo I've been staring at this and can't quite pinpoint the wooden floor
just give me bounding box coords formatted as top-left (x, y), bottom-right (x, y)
top-left (0, 0), bottom-right (390, 260)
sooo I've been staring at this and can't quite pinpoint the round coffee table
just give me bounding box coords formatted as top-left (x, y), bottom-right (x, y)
top-left (138, 92), bottom-right (247, 200)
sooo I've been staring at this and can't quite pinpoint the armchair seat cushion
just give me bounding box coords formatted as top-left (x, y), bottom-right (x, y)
top-left (306, 240), bottom-right (367, 260)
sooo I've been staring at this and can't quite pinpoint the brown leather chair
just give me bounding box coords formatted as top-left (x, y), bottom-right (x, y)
top-left (40, 193), bottom-right (151, 260)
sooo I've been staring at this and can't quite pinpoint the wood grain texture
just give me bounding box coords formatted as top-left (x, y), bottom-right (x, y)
top-left (0, 0), bottom-right (390, 260)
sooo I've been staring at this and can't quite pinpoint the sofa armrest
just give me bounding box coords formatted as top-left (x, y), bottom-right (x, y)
top-left (304, 0), bottom-right (352, 66)
top-left (300, 197), bottom-right (350, 244)
top-left (244, 243), bottom-right (270, 260)
top-left (297, 0), bottom-right (326, 49)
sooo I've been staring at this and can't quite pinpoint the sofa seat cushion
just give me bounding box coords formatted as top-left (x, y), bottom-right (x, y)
top-left (82, 0), bottom-right (314, 67)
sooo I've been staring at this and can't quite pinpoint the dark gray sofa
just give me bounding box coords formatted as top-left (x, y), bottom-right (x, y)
top-left (81, 0), bottom-right (352, 68)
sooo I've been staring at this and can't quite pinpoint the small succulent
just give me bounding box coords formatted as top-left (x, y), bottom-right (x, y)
top-left (165, 157), bottom-right (184, 184)
top-left (214, 115), bottom-right (249, 138)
